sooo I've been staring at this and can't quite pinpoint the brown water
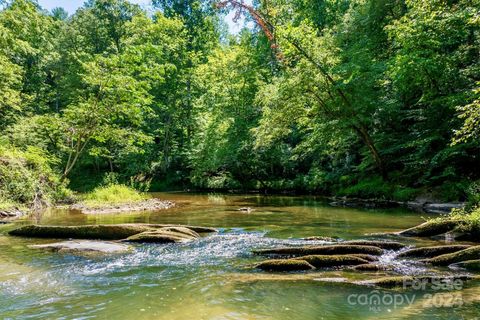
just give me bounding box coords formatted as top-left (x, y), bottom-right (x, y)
top-left (1, 192), bottom-right (479, 319)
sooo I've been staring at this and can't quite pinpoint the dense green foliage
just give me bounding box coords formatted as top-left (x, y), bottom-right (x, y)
top-left (0, 0), bottom-right (479, 209)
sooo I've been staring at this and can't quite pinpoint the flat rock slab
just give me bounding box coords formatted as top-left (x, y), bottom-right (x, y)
top-left (30, 240), bottom-right (132, 254)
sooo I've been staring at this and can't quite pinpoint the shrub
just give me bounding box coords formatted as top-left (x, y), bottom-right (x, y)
top-left (0, 143), bottom-right (69, 209)
top-left (337, 176), bottom-right (394, 199)
top-left (82, 184), bottom-right (147, 207)
top-left (392, 187), bottom-right (420, 202)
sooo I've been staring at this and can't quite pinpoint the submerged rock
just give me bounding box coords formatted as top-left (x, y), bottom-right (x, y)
top-left (352, 264), bottom-right (390, 272)
top-left (303, 236), bottom-right (338, 242)
top-left (425, 246), bottom-right (480, 266)
top-left (398, 220), bottom-right (459, 237)
top-left (255, 259), bottom-right (315, 271)
top-left (29, 240), bottom-right (131, 254)
top-left (355, 275), bottom-right (476, 289)
top-left (0, 208), bottom-right (26, 221)
top-left (450, 260), bottom-right (480, 271)
top-left (343, 240), bottom-right (405, 250)
top-left (293, 255), bottom-right (369, 268)
top-left (398, 245), bottom-right (472, 259)
top-left (253, 245), bottom-right (383, 256)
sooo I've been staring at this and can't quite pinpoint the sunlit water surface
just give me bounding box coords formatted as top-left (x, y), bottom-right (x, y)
top-left (1, 193), bottom-right (479, 319)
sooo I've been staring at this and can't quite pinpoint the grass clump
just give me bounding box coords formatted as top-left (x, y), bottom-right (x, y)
top-left (82, 184), bottom-right (147, 207)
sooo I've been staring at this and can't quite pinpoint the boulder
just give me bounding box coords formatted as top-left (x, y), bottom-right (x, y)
top-left (253, 245), bottom-right (383, 256)
top-left (343, 240), bottom-right (405, 250)
top-left (255, 259), bottom-right (315, 271)
top-left (29, 240), bottom-right (131, 254)
top-left (425, 246), bottom-right (480, 266)
top-left (397, 245), bottom-right (472, 259)
top-left (293, 255), bottom-right (369, 268)
top-left (398, 220), bottom-right (459, 237)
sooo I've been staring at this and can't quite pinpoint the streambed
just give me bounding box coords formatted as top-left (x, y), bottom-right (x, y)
top-left (1, 193), bottom-right (479, 319)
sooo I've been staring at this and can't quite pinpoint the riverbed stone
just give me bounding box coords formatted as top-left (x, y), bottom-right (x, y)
top-left (30, 240), bottom-right (132, 254)
top-left (398, 220), bottom-right (459, 237)
top-left (253, 244), bottom-right (383, 256)
top-left (425, 246), bottom-right (480, 266)
top-left (355, 275), bottom-right (476, 288)
top-left (255, 259), bottom-right (315, 271)
top-left (397, 245), bottom-right (472, 259)
top-left (450, 260), bottom-right (480, 271)
top-left (123, 229), bottom-right (196, 243)
top-left (343, 240), bottom-right (406, 250)
top-left (9, 223), bottom-right (214, 241)
top-left (293, 255), bottom-right (369, 268)
top-left (352, 263), bottom-right (389, 271)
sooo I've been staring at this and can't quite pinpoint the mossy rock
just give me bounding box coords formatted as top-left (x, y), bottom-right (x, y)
top-left (425, 246), bottom-right (480, 266)
top-left (135, 224), bottom-right (217, 233)
top-left (253, 245), bottom-right (383, 256)
top-left (9, 224), bottom-right (156, 240)
top-left (344, 240), bottom-right (405, 250)
top-left (450, 260), bottom-right (480, 271)
top-left (159, 226), bottom-right (200, 238)
top-left (352, 264), bottom-right (389, 271)
top-left (8, 224), bottom-right (211, 241)
top-left (303, 236), bottom-right (338, 242)
top-left (293, 255), bottom-right (369, 268)
top-left (348, 254), bottom-right (378, 262)
top-left (255, 259), bottom-right (315, 272)
top-left (124, 230), bottom-right (196, 243)
top-left (398, 245), bottom-right (472, 259)
top-left (398, 220), bottom-right (459, 237)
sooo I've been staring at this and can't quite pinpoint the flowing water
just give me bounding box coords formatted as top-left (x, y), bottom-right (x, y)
top-left (1, 193), bottom-right (479, 319)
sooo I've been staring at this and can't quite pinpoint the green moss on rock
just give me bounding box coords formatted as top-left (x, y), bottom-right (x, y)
top-left (450, 260), bottom-right (480, 271)
top-left (293, 255), bottom-right (369, 268)
top-left (426, 246), bottom-right (480, 266)
top-left (343, 240), bottom-right (405, 250)
top-left (255, 259), bottom-right (315, 271)
top-left (398, 245), bottom-right (471, 258)
top-left (9, 224), bottom-right (155, 240)
top-left (124, 230), bottom-right (196, 243)
top-left (253, 245), bottom-right (383, 256)
top-left (398, 220), bottom-right (459, 237)
top-left (352, 264), bottom-right (389, 271)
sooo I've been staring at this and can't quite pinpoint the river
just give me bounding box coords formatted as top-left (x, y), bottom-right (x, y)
top-left (1, 193), bottom-right (479, 319)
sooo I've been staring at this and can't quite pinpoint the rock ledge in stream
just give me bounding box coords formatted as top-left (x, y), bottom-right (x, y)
top-left (255, 259), bottom-right (315, 271)
top-left (253, 245), bottom-right (383, 256)
top-left (9, 223), bottom-right (216, 243)
top-left (30, 240), bottom-right (132, 254)
top-left (424, 246), bottom-right (480, 266)
top-left (70, 199), bottom-right (175, 214)
top-left (398, 245), bottom-right (472, 259)
top-left (0, 207), bottom-right (26, 221)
